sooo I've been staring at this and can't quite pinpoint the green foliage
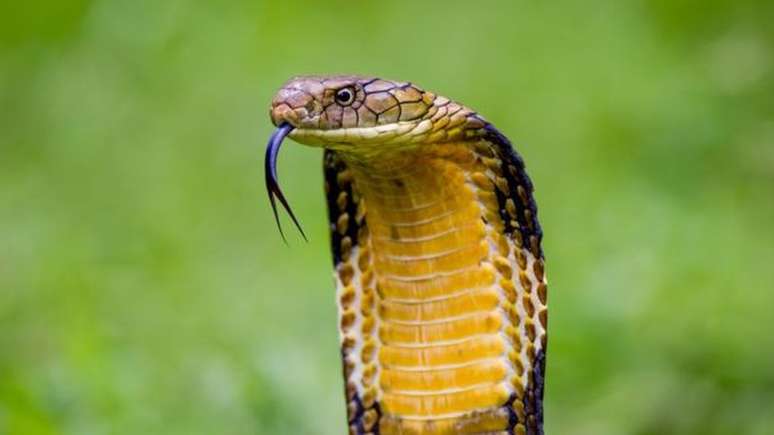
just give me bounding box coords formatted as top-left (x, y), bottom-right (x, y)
top-left (1, 1), bottom-right (773, 434)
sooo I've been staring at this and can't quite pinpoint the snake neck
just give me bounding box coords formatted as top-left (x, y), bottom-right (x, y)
top-left (333, 140), bottom-right (545, 434)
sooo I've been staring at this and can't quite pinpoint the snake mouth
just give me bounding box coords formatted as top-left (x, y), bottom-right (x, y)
top-left (265, 122), bottom-right (307, 242)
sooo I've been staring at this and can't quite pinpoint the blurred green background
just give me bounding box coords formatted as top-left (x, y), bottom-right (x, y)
top-left (1, 1), bottom-right (773, 434)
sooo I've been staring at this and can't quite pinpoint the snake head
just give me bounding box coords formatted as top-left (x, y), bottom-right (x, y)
top-left (265, 75), bottom-right (489, 240)
top-left (270, 75), bottom-right (485, 149)
top-left (271, 76), bottom-right (429, 129)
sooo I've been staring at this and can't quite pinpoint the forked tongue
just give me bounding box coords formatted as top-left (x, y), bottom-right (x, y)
top-left (265, 122), bottom-right (307, 242)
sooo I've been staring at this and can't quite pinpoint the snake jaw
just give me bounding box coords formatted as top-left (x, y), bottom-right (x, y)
top-left (264, 122), bottom-right (307, 242)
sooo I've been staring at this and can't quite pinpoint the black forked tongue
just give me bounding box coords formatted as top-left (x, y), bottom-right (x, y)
top-left (265, 122), bottom-right (307, 242)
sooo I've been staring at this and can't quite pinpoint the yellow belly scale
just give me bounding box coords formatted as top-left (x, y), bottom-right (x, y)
top-left (330, 142), bottom-right (547, 435)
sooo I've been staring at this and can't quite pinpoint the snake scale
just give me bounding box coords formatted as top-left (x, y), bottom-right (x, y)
top-left (265, 75), bottom-right (547, 435)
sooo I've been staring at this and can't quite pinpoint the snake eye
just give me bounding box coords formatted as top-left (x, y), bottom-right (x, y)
top-left (334, 87), bottom-right (355, 106)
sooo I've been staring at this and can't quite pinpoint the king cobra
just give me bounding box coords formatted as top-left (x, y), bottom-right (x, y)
top-left (265, 76), bottom-right (547, 435)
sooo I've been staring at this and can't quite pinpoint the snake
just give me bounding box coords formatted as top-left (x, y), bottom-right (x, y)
top-left (265, 75), bottom-right (547, 435)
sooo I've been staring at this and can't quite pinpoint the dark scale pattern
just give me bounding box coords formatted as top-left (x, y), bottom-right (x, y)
top-left (325, 150), bottom-right (382, 435)
top-left (324, 150), bottom-right (361, 265)
top-left (504, 394), bottom-right (519, 430)
top-left (345, 393), bottom-right (383, 435)
top-left (503, 349), bottom-right (546, 435)
top-left (478, 123), bottom-right (546, 435)
top-left (523, 349), bottom-right (546, 435)
top-left (483, 124), bottom-right (544, 259)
